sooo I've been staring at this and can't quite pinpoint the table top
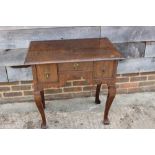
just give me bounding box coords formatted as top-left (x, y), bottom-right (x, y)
top-left (25, 38), bottom-right (124, 65)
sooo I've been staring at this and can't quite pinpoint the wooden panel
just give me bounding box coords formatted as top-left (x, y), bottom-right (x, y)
top-left (93, 61), bottom-right (114, 78)
top-left (115, 42), bottom-right (145, 58)
top-left (6, 66), bottom-right (32, 82)
top-left (117, 57), bottom-right (155, 74)
top-left (29, 38), bottom-right (100, 50)
top-left (0, 67), bottom-right (8, 82)
top-left (0, 26), bottom-right (100, 49)
top-left (101, 26), bottom-right (155, 43)
top-left (25, 38), bottom-right (123, 65)
top-left (145, 42), bottom-right (155, 57)
top-left (36, 64), bottom-right (58, 82)
top-left (1, 27), bottom-right (155, 49)
top-left (0, 48), bottom-right (27, 66)
top-left (0, 26), bottom-right (54, 30)
top-left (58, 62), bottom-right (93, 72)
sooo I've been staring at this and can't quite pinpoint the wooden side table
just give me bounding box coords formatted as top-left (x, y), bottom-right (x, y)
top-left (25, 38), bottom-right (124, 128)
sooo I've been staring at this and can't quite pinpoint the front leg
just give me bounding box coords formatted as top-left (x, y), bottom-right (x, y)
top-left (95, 82), bottom-right (102, 104)
top-left (34, 90), bottom-right (47, 129)
top-left (40, 90), bottom-right (45, 109)
top-left (103, 84), bottom-right (116, 125)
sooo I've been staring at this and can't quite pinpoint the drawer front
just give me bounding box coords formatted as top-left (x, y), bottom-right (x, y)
top-left (59, 71), bottom-right (93, 85)
top-left (93, 61), bottom-right (114, 79)
top-left (36, 64), bottom-right (58, 82)
top-left (58, 62), bottom-right (93, 72)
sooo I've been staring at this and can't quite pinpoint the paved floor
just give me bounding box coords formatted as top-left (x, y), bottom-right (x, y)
top-left (0, 92), bottom-right (155, 129)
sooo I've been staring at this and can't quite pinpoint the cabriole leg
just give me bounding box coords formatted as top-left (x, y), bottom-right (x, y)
top-left (34, 90), bottom-right (47, 129)
top-left (103, 84), bottom-right (116, 125)
top-left (95, 82), bottom-right (102, 104)
top-left (40, 90), bottom-right (45, 109)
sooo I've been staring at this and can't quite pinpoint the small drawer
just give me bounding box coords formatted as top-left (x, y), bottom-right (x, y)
top-left (93, 61), bottom-right (114, 79)
top-left (58, 62), bottom-right (93, 72)
top-left (36, 64), bottom-right (58, 82)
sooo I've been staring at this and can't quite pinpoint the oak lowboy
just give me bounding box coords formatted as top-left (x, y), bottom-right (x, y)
top-left (25, 38), bottom-right (124, 128)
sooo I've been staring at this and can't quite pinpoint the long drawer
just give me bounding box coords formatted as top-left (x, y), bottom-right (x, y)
top-left (58, 62), bottom-right (93, 72)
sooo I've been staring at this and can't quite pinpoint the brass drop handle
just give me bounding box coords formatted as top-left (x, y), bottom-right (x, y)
top-left (73, 63), bottom-right (79, 70)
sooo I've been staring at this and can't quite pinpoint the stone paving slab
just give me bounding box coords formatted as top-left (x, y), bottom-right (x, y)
top-left (0, 92), bottom-right (155, 129)
top-left (0, 67), bottom-right (7, 82)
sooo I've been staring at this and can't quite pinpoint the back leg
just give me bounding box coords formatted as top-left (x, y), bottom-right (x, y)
top-left (95, 82), bottom-right (102, 104)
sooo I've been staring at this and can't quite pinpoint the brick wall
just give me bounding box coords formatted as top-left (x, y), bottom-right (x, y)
top-left (1, 72), bottom-right (155, 102)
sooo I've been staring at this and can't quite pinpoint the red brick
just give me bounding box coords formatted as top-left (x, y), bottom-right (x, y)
top-left (0, 82), bottom-right (19, 85)
top-left (128, 88), bottom-right (140, 93)
top-left (148, 75), bottom-right (155, 80)
top-left (83, 85), bottom-right (96, 91)
top-left (3, 92), bottom-right (22, 97)
top-left (93, 79), bottom-right (102, 85)
top-left (92, 89), bottom-right (108, 96)
top-left (140, 71), bottom-right (155, 75)
top-left (64, 81), bottom-right (72, 87)
top-left (63, 87), bottom-right (82, 92)
top-left (128, 86), bottom-right (155, 93)
top-left (31, 84), bottom-right (34, 89)
top-left (122, 73), bottom-right (139, 77)
top-left (139, 81), bottom-right (155, 87)
top-left (119, 83), bottom-right (138, 89)
top-left (130, 76), bottom-right (147, 82)
top-left (24, 91), bottom-right (33, 96)
top-left (68, 92), bottom-right (91, 98)
top-left (21, 81), bottom-right (33, 84)
top-left (45, 92), bottom-right (91, 100)
top-left (117, 88), bottom-right (128, 94)
top-left (46, 93), bottom-right (72, 100)
top-left (116, 77), bottom-right (129, 83)
top-left (44, 88), bottom-right (62, 94)
top-left (12, 85), bottom-right (31, 91)
top-left (139, 86), bottom-right (155, 92)
top-left (0, 86), bottom-right (10, 92)
top-left (116, 84), bottom-right (120, 88)
top-left (73, 80), bottom-right (88, 86)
